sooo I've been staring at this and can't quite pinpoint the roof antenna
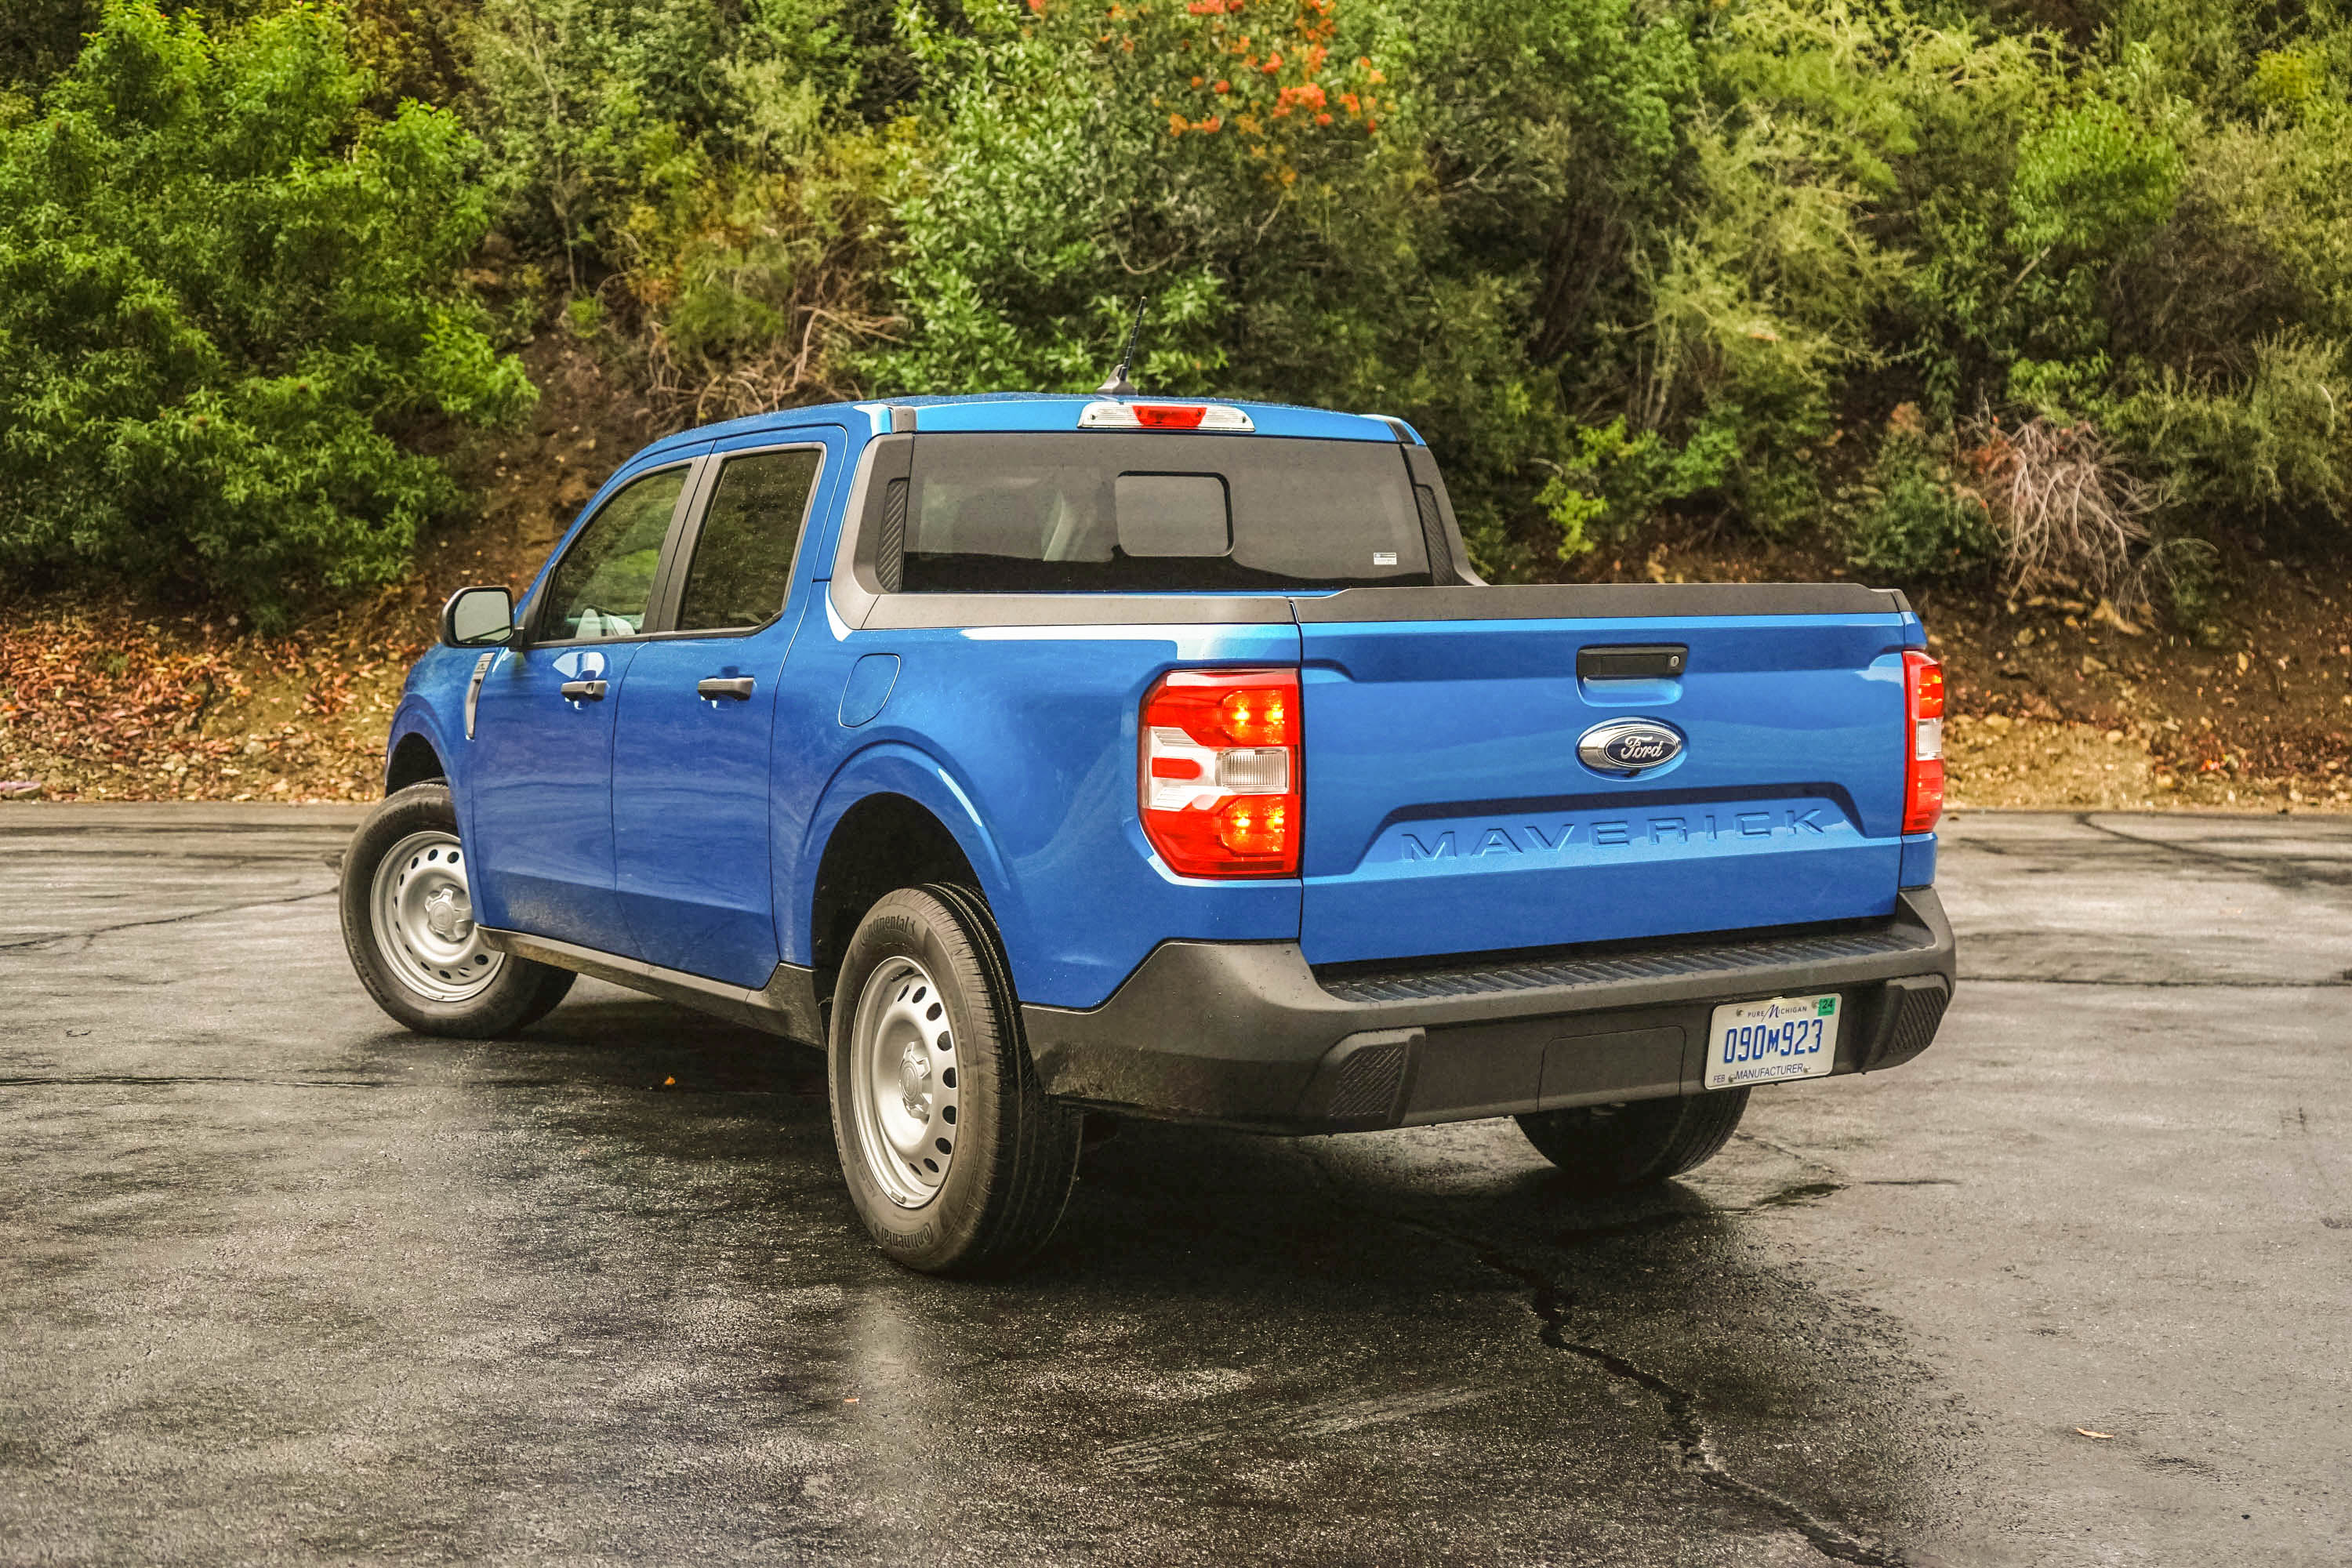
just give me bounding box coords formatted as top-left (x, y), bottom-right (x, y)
top-left (1096, 296), bottom-right (1148, 398)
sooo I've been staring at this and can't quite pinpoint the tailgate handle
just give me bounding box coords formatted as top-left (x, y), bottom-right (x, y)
top-left (1577, 644), bottom-right (1686, 681)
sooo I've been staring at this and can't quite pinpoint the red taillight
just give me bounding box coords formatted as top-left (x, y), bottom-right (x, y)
top-left (1078, 400), bottom-right (1255, 431)
top-left (1903, 648), bottom-right (1945, 835)
top-left (1131, 404), bottom-right (1208, 430)
top-left (1140, 668), bottom-right (1301, 877)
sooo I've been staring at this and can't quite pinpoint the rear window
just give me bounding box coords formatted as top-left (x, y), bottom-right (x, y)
top-left (901, 434), bottom-right (1429, 592)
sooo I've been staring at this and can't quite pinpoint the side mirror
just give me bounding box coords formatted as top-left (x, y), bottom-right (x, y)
top-left (441, 585), bottom-right (516, 648)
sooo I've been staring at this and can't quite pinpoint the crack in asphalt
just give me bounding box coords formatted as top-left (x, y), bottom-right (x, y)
top-left (1476, 1248), bottom-right (1907, 1568)
top-left (1293, 1144), bottom-right (1907, 1566)
top-left (0, 889), bottom-right (335, 953)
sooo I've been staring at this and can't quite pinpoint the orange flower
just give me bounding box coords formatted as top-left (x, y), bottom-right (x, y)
top-left (1199, 114), bottom-right (1222, 132)
top-left (1169, 112), bottom-right (1188, 133)
top-left (1261, 51), bottom-right (1283, 71)
top-left (1314, 111), bottom-right (1332, 125)
top-left (1340, 91), bottom-right (1358, 113)
top-left (1190, 73), bottom-right (1204, 85)
top-left (1213, 78), bottom-right (1229, 93)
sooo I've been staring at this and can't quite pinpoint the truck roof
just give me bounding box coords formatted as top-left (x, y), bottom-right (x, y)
top-left (627, 394), bottom-right (1418, 468)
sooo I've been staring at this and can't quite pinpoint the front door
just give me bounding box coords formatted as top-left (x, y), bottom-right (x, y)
top-left (611, 436), bottom-right (838, 985)
top-left (466, 459), bottom-right (696, 951)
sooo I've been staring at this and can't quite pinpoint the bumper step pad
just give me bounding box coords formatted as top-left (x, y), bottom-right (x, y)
top-left (1317, 924), bottom-right (1932, 1005)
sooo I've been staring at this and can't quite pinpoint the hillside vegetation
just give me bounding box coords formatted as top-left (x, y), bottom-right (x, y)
top-left (4, 0), bottom-right (2351, 622)
top-left (0, 0), bottom-right (2347, 808)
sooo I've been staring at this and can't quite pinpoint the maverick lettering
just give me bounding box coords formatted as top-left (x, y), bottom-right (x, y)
top-left (1399, 807), bottom-right (1833, 861)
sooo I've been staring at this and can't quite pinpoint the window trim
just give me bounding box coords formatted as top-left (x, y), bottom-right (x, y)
top-left (651, 440), bottom-right (831, 641)
top-left (526, 456), bottom-right (706, 648)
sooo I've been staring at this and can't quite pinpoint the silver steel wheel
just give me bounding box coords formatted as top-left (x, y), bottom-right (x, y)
top-left (848, 956), bottom-right (963, 1208)
top-left (370, 829), bottom-right (503, 1004)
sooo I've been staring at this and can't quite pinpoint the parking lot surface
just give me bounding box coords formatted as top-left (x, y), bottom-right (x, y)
top-left (3, 805), bottom-right (2347, 1566)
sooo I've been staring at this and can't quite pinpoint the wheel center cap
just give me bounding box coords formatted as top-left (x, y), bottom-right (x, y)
top-left (898, 1043), bottom-right (932, 1120)
top-left (423, 885), bottom-right (473, 943)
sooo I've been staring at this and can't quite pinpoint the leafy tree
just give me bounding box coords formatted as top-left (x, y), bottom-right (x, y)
top-left (463, 0), bottom-right (892, 417)
top-left (0, 0), bottom-right (532, 626)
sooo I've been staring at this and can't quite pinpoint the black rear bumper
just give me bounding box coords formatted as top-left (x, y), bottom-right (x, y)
top-left (1022, 890), bottom-right (1955, 1133)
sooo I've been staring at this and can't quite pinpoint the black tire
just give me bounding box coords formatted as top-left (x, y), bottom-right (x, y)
top-left (827, 884), bottom-right (1080, 1275)
top-left (1515, 1087), bottom-right (1751, 1192)
top-left (339, 781), bottom-right (574, 1038)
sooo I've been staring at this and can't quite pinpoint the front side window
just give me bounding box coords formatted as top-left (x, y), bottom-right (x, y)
top-left (675, 448), bottom-right (823, 632)
top-left (540, 467), bottom-right (688, 641)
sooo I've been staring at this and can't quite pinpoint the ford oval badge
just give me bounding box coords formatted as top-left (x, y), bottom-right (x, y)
top-left (1577, 719), bottom-right (1685, 776)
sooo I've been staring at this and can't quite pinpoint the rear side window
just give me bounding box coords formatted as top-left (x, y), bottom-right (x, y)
top-left (542, 466), bottom-right (687, 640)
top-left (900, 434), bottom-right (1428, 592)
top-left (675, 448), bottom-right (822, 632)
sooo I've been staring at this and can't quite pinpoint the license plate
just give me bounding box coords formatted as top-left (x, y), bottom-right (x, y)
top-left (1704, 993), bottom-right (1841, 1089)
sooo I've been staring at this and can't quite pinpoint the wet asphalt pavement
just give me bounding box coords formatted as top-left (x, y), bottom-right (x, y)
top-left (2, 807), bottom-right (2348, 1566)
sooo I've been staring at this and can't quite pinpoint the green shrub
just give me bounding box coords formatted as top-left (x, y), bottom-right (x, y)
top-left (1842, 412), bottom-right (2000, 579)
top-left (0, 1), bottom-right (532, 627)
top-left (1539, 416), bottom-right (1737, 558)
top-left (2114, 333), bottom-right (2352, 528)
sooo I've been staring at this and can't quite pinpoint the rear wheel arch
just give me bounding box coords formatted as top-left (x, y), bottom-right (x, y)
top-left (809, 791), bottom-right (984, 1000)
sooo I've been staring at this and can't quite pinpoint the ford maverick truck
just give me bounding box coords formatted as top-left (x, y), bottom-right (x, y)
top-left (340, 394), bottom-right (1955, 1273)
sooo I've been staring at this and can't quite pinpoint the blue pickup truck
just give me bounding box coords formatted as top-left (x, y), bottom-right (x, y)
top-left (340, 393), bottom-right (1955, 1273)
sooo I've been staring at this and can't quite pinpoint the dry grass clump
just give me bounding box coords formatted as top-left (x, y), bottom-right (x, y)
top-left (1962, 416), bottom-right (2172, 604)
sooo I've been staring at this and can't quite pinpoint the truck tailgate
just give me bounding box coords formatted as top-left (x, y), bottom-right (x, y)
top-left (1294, 586), bottom-right (1918, 967)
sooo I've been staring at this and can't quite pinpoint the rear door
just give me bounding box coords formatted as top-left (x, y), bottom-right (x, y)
top-left (608, 431), bottom-right (843, 985)
top-left (1294, 587), bottom-right (1915, 967)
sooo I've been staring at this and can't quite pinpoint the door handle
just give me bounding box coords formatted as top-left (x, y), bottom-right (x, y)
top-left (559, 679), bottom-right (607, 702)
top-left (698, 677), bottom-right (756, 701)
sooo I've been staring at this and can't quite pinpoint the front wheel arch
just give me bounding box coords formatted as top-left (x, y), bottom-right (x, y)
top-left (386, 732), bottom-right (445, 794)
